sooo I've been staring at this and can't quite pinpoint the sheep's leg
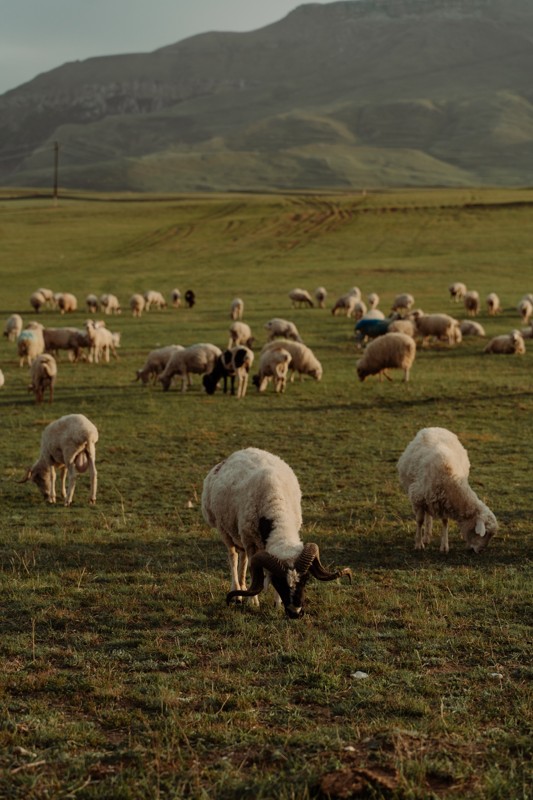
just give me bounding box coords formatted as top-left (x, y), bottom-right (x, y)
top-left (227, 546), bottom-right (241, 596)
top-left (65, 463), bottom-right (78, 506)
top-left (404, 367), bottom-right (410, 382)
top-left (181, 373), bottom-right (188, 393)
top-left (439, 518), bottom-right (450, 553)
top-left (88, 457), bottom-right (97, 505)
top-left (422, 513), bottom-right (433, 546)
top-left (414, 507), bottom-right (426, 549)
top-left (49, 466), bottom-right (57, 504)
top-left (237, 551), bottom-right (248, 591)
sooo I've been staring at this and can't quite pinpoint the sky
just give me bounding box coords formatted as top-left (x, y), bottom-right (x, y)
top-left (0, 0), bottom-right (340, 95)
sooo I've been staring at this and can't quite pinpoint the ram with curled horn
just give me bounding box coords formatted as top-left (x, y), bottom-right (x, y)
top-left (201, 448), bottom-right (352, 619)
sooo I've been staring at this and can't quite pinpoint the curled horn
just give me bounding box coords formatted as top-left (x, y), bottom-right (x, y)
top-left (296, 542), bottom-right (352, 583)
top-left (226, 551), bottom-right (287, 604)
top-left (18, 468), bottom-right (33, 484)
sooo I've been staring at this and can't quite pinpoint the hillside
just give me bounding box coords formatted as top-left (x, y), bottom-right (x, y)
top-left (1, 0), bottom-right (533, 190)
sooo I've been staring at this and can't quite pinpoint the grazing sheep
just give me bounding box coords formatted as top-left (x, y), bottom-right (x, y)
top-left (459, 320), bottom-right (486, 337)
top-left (228, 321), bottom-right (254, 350)
top-left (520, 323), bottom-right (533, 339)
top-left (130, 293), bottom-right (145, 317)
top-left (0, 369), bottom-right (4, 389)
top-left (412, 311), bottom-right (461, 346)
top-left (230, 297), bottom-right (244, 320)
top-left (3, 313), bottom-right (23, 342)
top-left (144, 290), bottom-right (167, 311)
top-left (43, 327), bottom-right (86, 361)
top-left (201, 447), bottom-right (351, 618)
top-left (30, 291), bottom-right (46, 314)
top-left (397, 427), bottom-right (498, 553)
top-left (203, 347), bottom-right (254, 399)
top-left (517, 297), bottom-right (533, 325)
top-left (86, 294), bottom-right (100, 313)
top-left (185, 289), bottom-right (196, 308)
top-left (331, 287), bottom-right (362, 316)
top-left (486, 293), bottom-right (501, 316)
top-left (464, 290), bottom-right (480, 316)
top-left (17, 323), bottom-right (45, 367)
top-left (484, 330), bottom-right (525, 355)
top-left (354, 317), bottom-right (392, 347)
top-left (448, 282), bottom-right (467, 302)
top-left (99, 293), bottom-right (121, 315)
top-left (261, 340), bottom-right (322, 382)
top-left (28, 353), bottom-right (57, 404)
top-left (19, 414), bottom-right (98, 506)
top-left (314, 286), bottom-right (327, 309)
top-left (37, 288), bottom-right (55, 307)
top-left (158, 343), bottom-right (222, 392)
top-left (135, 345), bottom-right (185, 384)
top-left (85, 321), bottom-right (120, 363)
top-left (252, 347), bottom-right (291, 393)
top-left (58, 293), bottom-right (78, 314)
top-left (289, 288), bottom-right (314, 308)
top-left (264, 318), bottom-right (303, 343)
top-left (391, 293), bottom-right (415, 316)
top-left (367, 292), bottom-right (380, 310)
top-left (170, 288), bottom-right (182, 308)
top-left (351, 300), bottom-right (367, 320)
top-left (388, 318), bottom-right (415, 338)
top-left (356, 332), bottom-right (416, 382)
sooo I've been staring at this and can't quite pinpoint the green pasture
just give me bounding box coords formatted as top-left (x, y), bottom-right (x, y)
top-left (0, 189), bottom-right (531, 799)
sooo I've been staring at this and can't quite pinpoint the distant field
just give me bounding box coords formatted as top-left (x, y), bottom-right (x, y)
top-left (0, 189), bottom-right (531, 799)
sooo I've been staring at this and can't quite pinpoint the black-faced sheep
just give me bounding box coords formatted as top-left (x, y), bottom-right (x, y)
top-left (356, 332), bottom-right (416, 382)
top-left (185, 289), bottom-right (196, 308)
top-left (202, 347), bottom-right (254, 399)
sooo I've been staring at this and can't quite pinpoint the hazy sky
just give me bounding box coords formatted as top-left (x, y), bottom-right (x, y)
top-left (0, 0), bottom-right (340, 95)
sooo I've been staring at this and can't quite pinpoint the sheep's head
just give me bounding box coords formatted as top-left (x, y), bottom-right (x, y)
top-left (459, 510), bottom-right (498, 553)
top-left (356, 362), bottom-right (369, 382)
top-left (226, 543), bottom-right (352, 619)
top-left (19, 466), bottom-right (53, 502)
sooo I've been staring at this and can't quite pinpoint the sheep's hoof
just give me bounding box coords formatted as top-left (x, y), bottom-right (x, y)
top-left (89, 499), bottom-right (96, 505)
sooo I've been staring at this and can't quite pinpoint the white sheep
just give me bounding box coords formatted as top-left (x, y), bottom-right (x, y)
top-left (253, 347), bottom-right (291, 393)
top-left (412, 311), bottom-right (461, 346)
top-left (388, 318), bottom-right (415, 338)
top-left (228, 321), bottom-right (254, 350)
top-left (448, 282), bottom-right (467, 302)
top-left (397, 427), bottom-right (498, 553)
top-left (464, 290), bottom-right (480, 316)
top-left (517, 297), bottom-right (533, 325)
top-left (261, 340), bottom-right (322, 382)
top-left (367, 292), bottom-right (380, 310)
top-left (201, 447), bottom-right (351, 618)
top-left (135, 345), bottom-right (184, 384)
top-left (99, 293), bottom-right (121, 315)
top-left (331, 287), bottom-right (361, 316)
top-left (170, 288), bottom-right (182, 308)
top-left (30, 290), bottom-right (46, 313)
top-left (0, 369), bottom-right (4, 389)
top-left (86, 294), bottom-right (100, 313)
top-left (37, 288), bottom-right (55, 307)
top-left (230, 297), bottom-right (244, 320)
top-left (520, 323), bottom-right (533, 339)
top-left (288, 288), bottom-right (314, 308)
top-left (391, 293), bottom-right (415, 316)
top-left (85, 321), bottom-right (120, 363)
top-left (28, 353), bottom-right (57, 404)
top-left (459, 320), bottom-right (486, 337)
top-left (351, 300), bottom-right (367, 320)
top-left (58, 293), bottom-right (78, 314)
top-left (362, 309), bottom-right (386, 321)
top-left (484, 330), bottom-right (525, 355)
top-left (203, 346), bottom-right (254, 399)
top-left (158, 343), bottom-right (222, 392)
top-left (144, 290), bottom-right (167, 311)
top-left (130, 293), bottom-right (145, 317)
top-left (264, 318), bottom-right (303, 343)
top-left (3, 313), bottom-right (23, 342)
top-left (19, 413), bottom-right (98, 506)
top-left (314, 287), bottom-right (327, 309)
top-left (17, 323), bottom-right (45, 367)
top-left (356, 332), bottom-right (416, 382)
top-left (486, 293), bottom-right (501, 316)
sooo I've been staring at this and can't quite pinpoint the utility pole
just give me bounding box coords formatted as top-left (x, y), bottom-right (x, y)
top-left (53, 141), bottom-right (59, 205)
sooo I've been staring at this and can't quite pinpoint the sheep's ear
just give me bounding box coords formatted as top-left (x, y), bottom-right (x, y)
top-left (18, 467), bottom-right (32, 484)
top-left (475, 518), bottom-right (486, 537)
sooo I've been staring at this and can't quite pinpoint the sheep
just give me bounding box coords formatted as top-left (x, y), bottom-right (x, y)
top-left (19, 414), bottom-right (98, 506)
top-left (411, 311), bottom-right (461, 346)
top-left (252, 347), bottom-right (291, 392)
top-left (28, 353), bottom-right (57, 404)
top-left (356, 332), bottom-right (416, 382)
top-left (158, 343), bottom-right (222, 392)
top-left (388, 318), bottom-right (415, 338)
top-left (17, 323), bottom-right (45, 367)
top-left (367, 292), bottom-right (380, 310)
top-left (85, 321), bottom-right (120, 363)
top-left (260, 340), bottom-right (322, 382)
top-left (185, 289), bottom-right (196, 308)
top-left (486, 292), bottom-right (501, 316)
top-left (521, 323), bottom-right (533, 340)
top-left (517, 297), bottom-right (533, 325)
top-left (289, 288), bottom-right (314, 308)
top-left (58, 293), bottom-right (78, 314)
top-left (228, 321), bottom-right (254, 350)
top-left (351, 300), bottom-right (367, 320)
top-left (99, 293), bottom-right (121, 315)
top-left (144, 290), bottom-right (167, 311)
top-left (354, 317), bottom-right (391, 347)
top-left (264, 318), bottom-right (303, 343)
top-left (363, 309), bottom-right (386, 320)
top-left (201, 447), bottom-right (351, 618)
top-left (397, 427), bottom-right (498, 553)
top-left (170, 288), bottom-right (182, 308)
top-left (202, 346), bottom-right (254, 399)
top-left (37, 288), bottom-right (55, 307)
top-left (43, 327), bottom-right (86, 361)
top-left (86, 294), bottom-right (100, 313)
top-left (464, 290), bottom-right (480, 316)
top-left (331, 287), bottom-right (361, 316)
top-left (391, 293), bottom-right (415, 316)
top-left (3, 313), bottom-right (23, 342)
top-left (230, 297), bottom-right (244, 320)
top-left (130, 293), bottom-right (145, 317)
top-left (135, 345), bottom-right (184, 384)
top-left (0, 369), bottom-right (4, 389)
top-left (30, 290), bottom-right (46, 313)
top-left (314, 286), bottom-right (327, 309)
top-left (459, 320), bottom-right (486, 337)
top-left (448, 282), bottom-right (467, 302)
top-left (484, 330), bottom-right (525, 355)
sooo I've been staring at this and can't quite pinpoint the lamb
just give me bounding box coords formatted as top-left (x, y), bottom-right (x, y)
top-left (464, 290), bottom-right (480, 316)
top-left (314, 286), bottom-right (327, 309)
top-left (459, 320), bottom-right (486, 337)
top-left (86, 294), bottom-right (100, 313)
top-left (185, 289), bottom-right (196, 308)
top-left (130, 293), bottom-right (145, 317)
top-left (486, 292), bottom-right (501, 316)
top-left (289, 288), bottom-right (314, 308)
top-left (3, 313), bottom-right (23, 342)
top-left (517, 297), bottom-right (533, 325)
top-left (17, 323), bottom-right (45, 366)
top-left (264, 318), bottom-right (303, 343)
top-left (391, 293), bottom-right (415, 316)
top-left (99, 293), bottom-right (121, 315)
top-left (397, 427), bottom-right (498, 553)
top-left (230, 297), bottom-right (244, 320)
top-left (331, 287), bottom-right (361, 316)
top-left (411, 311), bottom-right (461, 346)
top-left (28, 353), bottom-right (57, 404)
top-left (144, 290), bottom-right (167, 311)
top-left (135, 345), bottom-right (185, 384)
top-left (19, 413), bottom-right (98, 506)
top-left (260, 340), bottom-right (322, 382)
top-left (201, 447), bottom-right (351, 618)
top-left (356, 332), bottom-right (416, 382)
top-left (448, 282), bottom-right (467, 302)
top-left (202, 346), bottom-right (254, 399)
top-left (228, 321), bottom-right (254, 350)
top-left (252, 347), bottom-right (291, 392)
top-left (158, 342), bottom-right (222, 392)
top-left (170, 288), bottom-right (182, 308)
top-left (484, 330), bottom-right (525, 355)
top-left (85, 321), bottom-right (121, 363)
top-left (58, 293), bottom-right (78, 314)
top-left (30, 290), bottom-right (46, 313)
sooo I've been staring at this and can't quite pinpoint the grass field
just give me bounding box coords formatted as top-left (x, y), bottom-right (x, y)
top-left (0, 188), bottom-right (532, 799)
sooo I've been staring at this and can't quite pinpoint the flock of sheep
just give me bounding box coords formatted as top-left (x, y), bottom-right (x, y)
top-left (2, 278), bottom-right (528, 617)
